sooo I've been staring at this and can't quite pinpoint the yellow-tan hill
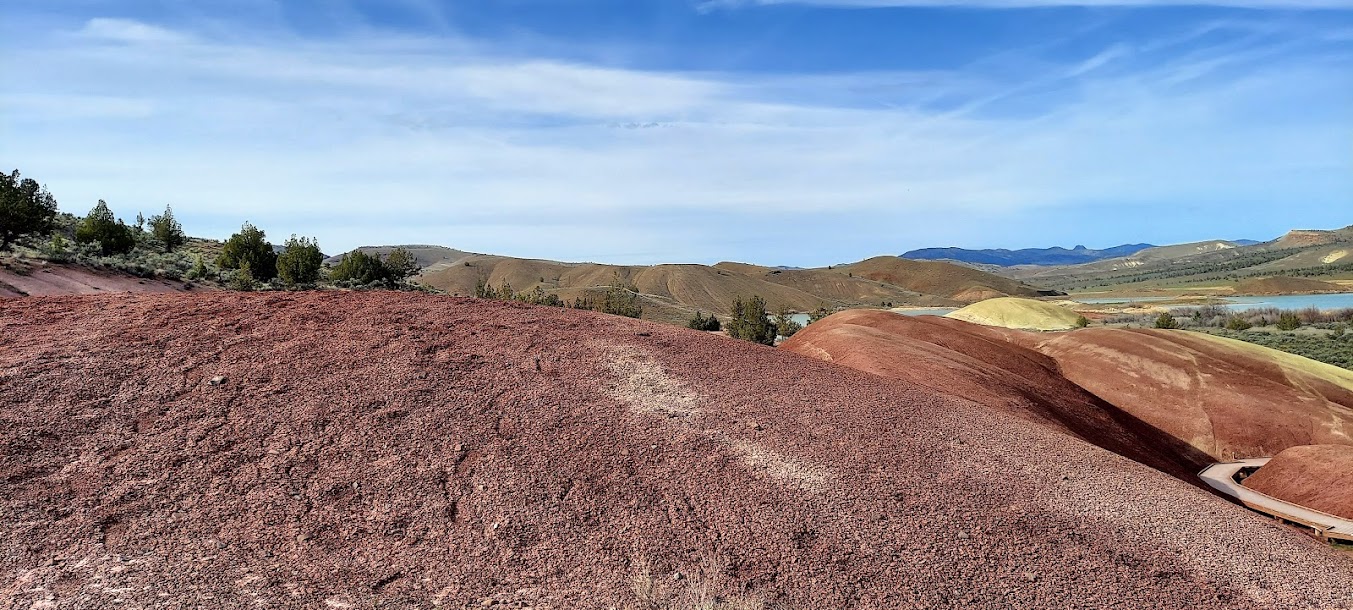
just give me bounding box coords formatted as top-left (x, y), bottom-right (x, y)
top-left (945, 297), bottom-right (1083, 331)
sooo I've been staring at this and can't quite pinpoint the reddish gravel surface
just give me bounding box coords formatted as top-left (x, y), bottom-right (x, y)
top-left (779, 311), bottom-right (1212, 482)
top-left (3, 293), bottom-right (1353, 609)
top-left (1244, 445), bottom-right (1353, 520)
top-left (0, 262), bottom-right (199, 299)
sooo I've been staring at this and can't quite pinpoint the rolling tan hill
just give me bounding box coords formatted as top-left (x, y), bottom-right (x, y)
top-left (324, 245), bottom-right (472, 269)
top-left (401, 249), bottom-right (1046, 325)
top-left (1271, 229), bottom-right (1349, 249)
top-left (418, 255), bottom-right (835, 324)
top-left (712, 262), bottom-right (960, 307)
top-left (838, 256), bottom-right (1050, 303)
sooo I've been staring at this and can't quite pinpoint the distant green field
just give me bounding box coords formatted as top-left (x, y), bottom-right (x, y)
top-left (1198, 328), bottom-right (1353, 371)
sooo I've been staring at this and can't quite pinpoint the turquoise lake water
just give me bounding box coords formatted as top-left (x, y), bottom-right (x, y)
top-left (1073, 293), bottom-right (1353, 311)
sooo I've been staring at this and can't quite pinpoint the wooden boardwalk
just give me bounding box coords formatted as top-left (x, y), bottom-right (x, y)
top-left (1199, 458), bottom-right (1353, 542)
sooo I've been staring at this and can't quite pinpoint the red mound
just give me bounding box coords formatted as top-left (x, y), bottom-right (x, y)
top-left (3, 293), bottom-right (1352, 608)
top-left (1245, 445), bottom-right (1353, 520)
top-left (0, 261), bottom-right (200, 298)
top-left (779, 311), bottom-right (1211, 482)
top-left (1027, 329), bottom-right (1353, 461)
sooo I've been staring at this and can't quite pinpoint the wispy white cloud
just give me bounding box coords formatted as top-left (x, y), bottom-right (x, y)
top-left (1, 13), bottom-right (1349, 264)
top-left (77, 17), bottom-right (195, 44)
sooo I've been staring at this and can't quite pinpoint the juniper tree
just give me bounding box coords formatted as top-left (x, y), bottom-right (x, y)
top-left (0, 170), bottom-right (58, 250)
top-left (148, 205), bottom-right (186, 253)
top-left (727, 295), bottom-right (776, 345)
top-left (218, 222), bottom-right (277, 281)
top-left (75, 200), bottom-right (136, 255)
top-left (276, 235), bottom-right (324, 287)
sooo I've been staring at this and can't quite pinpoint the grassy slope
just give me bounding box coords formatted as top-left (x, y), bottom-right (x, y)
top-left (1182, 331), bottom-right (1353, 391)
top-left (1193, 328), bottom-right (1353, 372)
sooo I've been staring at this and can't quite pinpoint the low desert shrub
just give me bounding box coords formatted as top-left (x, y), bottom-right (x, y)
top-left (226, 266), bottom-right (258, 291)
top-left (573, 272), bottom-right (643, 318)
top-left (688, 311), bottom-right (721, 331)
top-left (1276, 312), bottom-right (1302, 331)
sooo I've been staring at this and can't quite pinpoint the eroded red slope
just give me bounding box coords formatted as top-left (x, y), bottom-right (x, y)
top-left (779, 310), bottom-right (1211, 482)
top-left (1026, 328), bottom-right (1353, 460)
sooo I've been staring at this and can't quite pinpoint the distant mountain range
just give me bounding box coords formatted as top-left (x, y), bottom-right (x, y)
top-left (997, 226), bottom-right (1353, 293)
top-left (902, 244), bottom-right (1156, 266)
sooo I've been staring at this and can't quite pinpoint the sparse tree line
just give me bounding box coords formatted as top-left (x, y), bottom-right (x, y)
top-left (1109, 305), bottom-right (1353, 333)
top-left (474, 272), bottom-right (642, 318)
top-left (471, 270), bottom-right (837, 344)
top-left (1079, 305), bottom-right (1352, 370)
top-left (694, 298), bottom-right (833, 345)
top-left (0, 168), bottom-right (419, 291)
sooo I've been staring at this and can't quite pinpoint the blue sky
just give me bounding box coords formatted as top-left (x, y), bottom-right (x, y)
top-left (2, 0), bottom-right (1351, 265)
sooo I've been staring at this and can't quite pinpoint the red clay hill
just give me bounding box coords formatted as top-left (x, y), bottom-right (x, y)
top-left (3, 293), bottom-right (1352, 608)
top-left (786, 311), bottom-right (1353, 466)
top-left (0, 259), bottom-right (200, 298)
top-left (1025, 329), bottom-right (1353, 461)
top-left (778, 310), bottom-right (1210, 482)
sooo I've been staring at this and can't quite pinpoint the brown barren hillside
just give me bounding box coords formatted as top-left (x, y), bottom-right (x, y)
top-left (1244, 445), bottom-right (1353, 520)
top-left (419, 255), bottom-right (833, 325)
top-left (1271, 229), bottom-right (1345, 249)
top-left (1027, 329), bottom-right (1353, 461)
top-left (712, 263), bottom-right (960, 307)
top-left (779, 310), bottom-right (1212, 482)
top-left (4, 293), bottom-right (1353, 608)
top-left (416, 252), bottom-right (1031, 325)
top-left (840, 256), bottom-right (1049, 303)
top-left (1232, 276), bottom-right (1347, 296)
